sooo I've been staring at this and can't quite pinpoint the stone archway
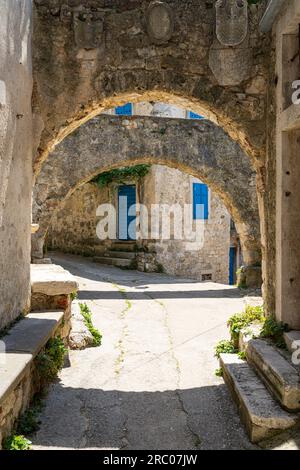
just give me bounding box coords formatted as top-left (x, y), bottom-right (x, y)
top-left (32, 114), bottom-right (260, 283)
top-left (32, 1), bottom-right (273, 307)
top-left (32, 1), bottom-right (268, 173)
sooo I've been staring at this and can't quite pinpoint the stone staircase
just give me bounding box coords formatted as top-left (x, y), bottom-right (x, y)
top-left (220, 331), bottom-right (300, 443)
top-left (93, 241), bottom-right (137, 269)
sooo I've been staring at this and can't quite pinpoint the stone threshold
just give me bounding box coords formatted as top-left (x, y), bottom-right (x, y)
top-left (0, 311), bottom-right (64, 406)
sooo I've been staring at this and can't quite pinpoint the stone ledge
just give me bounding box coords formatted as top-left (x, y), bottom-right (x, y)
top-left (31, 264), bottom-right (78, 296)
top-left (0, 311), bottom-right (64, 405)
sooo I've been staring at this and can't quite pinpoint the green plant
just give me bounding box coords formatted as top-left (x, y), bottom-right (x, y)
top-left (36, 336), bottom-right (67, 384)
top-left (238, 351), bottom-right (247, 360)
top-left (215, 367), bottom-right (223, 377)
top-left (70, 291), bottom-right (78, 301)
top-left (214, 340), bottom-right (237, 359)
top-left (227, 305), bottom-right (265, 342)
top-left (3, 435), bottom-right (32, 450)
top-left (79, 303), bottom-right (102, 347)
top-left (16, 397), bottom-right (44, 436)
top-left (93, 164), bottom-right (151, 188)
top-left (260, 317), bottom-right (289, 348)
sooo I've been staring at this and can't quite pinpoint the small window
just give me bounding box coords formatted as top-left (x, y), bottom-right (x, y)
top-left (115, 103), bottom-right (133, 116)
top-left (193, 183), bottom-right (209, 220)
top-left (202, 273), bottom-right (212, 281)
top-left (188, 111), bottom-right (204, 120)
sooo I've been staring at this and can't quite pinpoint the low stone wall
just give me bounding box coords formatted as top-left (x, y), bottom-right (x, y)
top-left (0, 264), bottom-right (78, 449)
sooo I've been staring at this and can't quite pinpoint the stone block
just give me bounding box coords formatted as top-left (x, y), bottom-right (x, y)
top-left (220, 353), bottom-right (299, 443)
top-left (246, 339), bottom-right (300, 411)
top-left (31, 264), bottom-right (78, 296)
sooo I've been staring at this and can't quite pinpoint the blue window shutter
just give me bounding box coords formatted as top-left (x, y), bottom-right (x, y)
top-left (188, 111), bottom-right (204, 120)
top-left (115, 103), bottom-right (133, 116)
top-left (193, 183), bottom-right (209, 220)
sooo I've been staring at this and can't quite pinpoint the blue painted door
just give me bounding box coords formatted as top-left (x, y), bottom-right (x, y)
top-left (118, 185), bottom-right (136, 240)
top-left (229, 247), bottom-right (236, 285)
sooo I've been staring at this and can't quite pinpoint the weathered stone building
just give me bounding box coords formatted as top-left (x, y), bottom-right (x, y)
top-left (46, 102), bottom-right (237, 284)
top-left (3, 0), bottom-right (300, 448)
top-left (32, 113), bottom-right (259, 281)
top-left (47, 164), bottom-right (233, 283)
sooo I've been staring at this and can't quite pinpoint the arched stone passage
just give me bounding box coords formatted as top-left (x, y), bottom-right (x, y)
top-left (32, 1), bottom-right (269, 174)
top-left (32, 115), bottom-right (261, 275)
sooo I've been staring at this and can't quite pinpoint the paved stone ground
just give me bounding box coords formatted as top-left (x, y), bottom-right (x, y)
top-left (31, 252), bottom-right (262, 450)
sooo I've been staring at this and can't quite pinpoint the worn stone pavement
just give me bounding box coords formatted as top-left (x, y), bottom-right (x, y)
top-left (32, 252), bottom-right (262, 450)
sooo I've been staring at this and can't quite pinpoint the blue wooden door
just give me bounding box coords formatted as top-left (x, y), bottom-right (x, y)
top-left (229, 247), bottom-right (236, 285)
top-left (118, 185), bottom-right (136, 240)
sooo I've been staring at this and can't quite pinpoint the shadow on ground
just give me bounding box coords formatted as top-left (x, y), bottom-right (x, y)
top-left (31, 381), bottom-right (256, 450)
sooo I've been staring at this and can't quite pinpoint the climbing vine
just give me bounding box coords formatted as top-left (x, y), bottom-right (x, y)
top-left (93, 164), bottom-right (151, 188)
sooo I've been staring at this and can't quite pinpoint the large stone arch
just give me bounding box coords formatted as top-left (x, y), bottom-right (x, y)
top-left (32, 0), bottom-right (274, 308)
top-left (32, 114), bottom-right (260, 276)
top-left (32, 1), bottom-right (269, 174)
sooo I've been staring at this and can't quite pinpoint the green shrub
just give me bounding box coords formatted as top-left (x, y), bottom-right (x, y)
top-left (260, 317), bottom-right (289, 348)
top-left (3, 435), bottom-right (32, 451)
top-left (70, 291), bottom-right (78, 301)
top-left (16, 397), bottom-right (44, 436)
top-left (215, 340), bottom-right (237, 359)
top-left (238, 351), bottom-right (247, 360)
top-left (215, 368), bottom-right (223, 377)
top-left (79, 303), bottom-right (102, 347)
top-left (36, 336), bottom-right (67, 384)
top-left (94, 165), bottom-right (151, 188)
top-left (227, 305), bottom-right (265, 342)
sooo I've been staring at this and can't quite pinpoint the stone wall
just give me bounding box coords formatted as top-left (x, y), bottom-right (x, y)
top-left (0, 1), bottom-right (33, 329)
top-left (47, 183), bottom-right (106, 256)
top-left (32, 0), bottom-right (273, 306)
top-left (47, 165), bottom-right (231, 284)
top-left (0, 263), bottom-right (78, 449)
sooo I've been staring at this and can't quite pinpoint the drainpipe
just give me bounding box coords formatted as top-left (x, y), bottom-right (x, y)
top-left (259, 0), bottom-right (286, 33)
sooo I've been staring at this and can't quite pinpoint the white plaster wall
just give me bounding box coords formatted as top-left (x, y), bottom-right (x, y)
top-left (143, 165), bottom-right (231, 284)
top-left (0, 0), bottom-right (33, 328)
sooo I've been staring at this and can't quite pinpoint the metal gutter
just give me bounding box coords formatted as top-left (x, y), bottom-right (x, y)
top-left (259, 0), bottom-right (286, 33)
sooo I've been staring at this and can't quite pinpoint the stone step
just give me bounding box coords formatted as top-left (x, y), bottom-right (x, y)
top-left (284, 331), bottom-right (300, 354)
top-left (93, 256), bottom-right (133, 268)
top-left (246, 339), bottom-right (300, 411)
top-left (220, 354), bottom-right (299, 443)
top-left (104, 251), bottom-right (136, 260)
top-left (110, 242), bottom-right (136, 252)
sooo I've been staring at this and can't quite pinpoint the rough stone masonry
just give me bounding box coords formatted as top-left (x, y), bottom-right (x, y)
top-left (32, 0), bottom-right (274, 313)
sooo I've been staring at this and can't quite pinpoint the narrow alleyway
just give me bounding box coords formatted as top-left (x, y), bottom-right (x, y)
top-left (32, 253), bottom-right (261, 450)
